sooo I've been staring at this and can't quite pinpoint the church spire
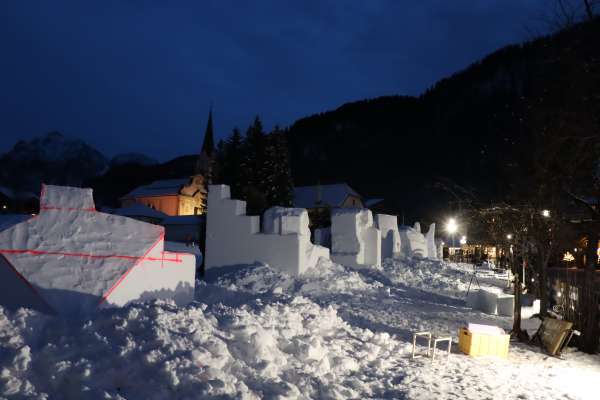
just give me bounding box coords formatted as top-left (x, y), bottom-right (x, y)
top-left (201, 108), bottom-right (215, 156)
top-left (195, 108), bottom-right (216, 180)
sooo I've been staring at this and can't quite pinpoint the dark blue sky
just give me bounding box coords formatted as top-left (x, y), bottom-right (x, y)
top-left (1, 0), bottom-right (546, 161)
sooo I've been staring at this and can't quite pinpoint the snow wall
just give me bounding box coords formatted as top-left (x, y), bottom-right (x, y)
top-left (0, 184), bottom-right (196, 316)
top-left (331, 209), bottom-right (381, 268)
top-left (205, 185), bottom-right (330, 276)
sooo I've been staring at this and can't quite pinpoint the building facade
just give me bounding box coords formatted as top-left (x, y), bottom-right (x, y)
top-left (120, 110), bottom-right (215, 216)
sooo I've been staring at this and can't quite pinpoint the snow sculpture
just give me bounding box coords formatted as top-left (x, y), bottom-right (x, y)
top-left (375, 214), bottom-right (401, 261)
top-left (205, 185), bottom-right (329, 276)
top-left (313, 227), bottom-right (331, 248)
top-left (331, 209), bottom-right (381, 268)
top-left (399, 222), bottom-right (428, 258)
top-left (436, 239), bottom-right (444, 260)
top-left (0, 185), bottom-right (196, 316)
top-left (425, 223), bottom-right (437, 259)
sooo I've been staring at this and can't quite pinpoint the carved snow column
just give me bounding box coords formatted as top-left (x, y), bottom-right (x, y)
top-left (375, 214), bottom-right (402, 261)
top-left (425, 223), bottom-right (437, 259)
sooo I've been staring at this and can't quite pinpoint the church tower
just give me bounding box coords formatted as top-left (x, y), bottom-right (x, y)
top-left (195, 109), bottom-right (215, 183)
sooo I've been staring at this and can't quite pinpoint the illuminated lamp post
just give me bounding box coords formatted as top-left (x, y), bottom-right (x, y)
top-left (446, 218), bottom-right (458, 248)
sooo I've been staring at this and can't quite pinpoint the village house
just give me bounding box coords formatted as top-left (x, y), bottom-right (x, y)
top-left (120, 111), bottom-right (215, 216)
top-left (293, 183), bottom-right (365, 210)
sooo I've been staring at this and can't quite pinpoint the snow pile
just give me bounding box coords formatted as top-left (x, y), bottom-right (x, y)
top-left (381, 258), bottom-right (473, 298)
top-left (0, 296), bottom-right (407, 399)
top-left (2, 255), bottom-right (600, 399)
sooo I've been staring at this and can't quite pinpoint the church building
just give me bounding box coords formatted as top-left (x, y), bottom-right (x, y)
top-left (120, 111), bottom-right (215, 216)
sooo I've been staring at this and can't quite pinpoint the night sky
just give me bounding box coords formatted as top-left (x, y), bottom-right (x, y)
top-left (1, 0), bottom-right (546, 162)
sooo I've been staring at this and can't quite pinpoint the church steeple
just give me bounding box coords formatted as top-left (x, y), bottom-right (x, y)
top-left (196, 109), bottom-right (216, 181)
top-left (201, 109), bottom-right (215, 157)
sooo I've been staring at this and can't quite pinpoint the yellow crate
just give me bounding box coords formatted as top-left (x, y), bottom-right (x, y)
top-left (458, 327), bottom-right (510, 358)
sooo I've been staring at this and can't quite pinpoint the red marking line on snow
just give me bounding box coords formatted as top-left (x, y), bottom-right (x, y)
top-left (98, 233), bottom-right (166, 305)
top-left (40, 206), bottom-right (97, 212)
top-left (0, 248), bottom-right (181, 263)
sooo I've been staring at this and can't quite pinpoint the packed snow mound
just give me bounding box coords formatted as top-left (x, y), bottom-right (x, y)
top-left (382, 258), bottom-right (479, 298)
top-left (0, 297), bottom-right (406, 399)
top-left (2, 257), bottom-right (599, 399)
top-left (211, 257), bottom-right (381, 298)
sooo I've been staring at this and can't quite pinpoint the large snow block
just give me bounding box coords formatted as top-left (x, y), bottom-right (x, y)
top-left (375, 214), bottom-right (401, 261)
top-left (425, 223), bottom-right (438, 259)
top-left (468, 288), bottom-right (515, 317)
top-left (331, 209), bottom-right (381, 268)
top-left (205, 185), bottom-right (329, 276)
top-left (0, 184), bottom-right (196, 316)
top-left (263, 207), bottom-right (310, 236)
top-left (399, 223), bottom-right (428, 258)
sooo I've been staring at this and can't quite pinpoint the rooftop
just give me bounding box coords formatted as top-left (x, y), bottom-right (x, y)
top-left (293, 183), bottom-right (361, 209)
top-left (122, 178), bottom-right (189, 198)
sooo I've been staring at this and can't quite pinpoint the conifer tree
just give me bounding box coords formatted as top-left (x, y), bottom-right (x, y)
top-left (266, 127), bottom-right (293, 206)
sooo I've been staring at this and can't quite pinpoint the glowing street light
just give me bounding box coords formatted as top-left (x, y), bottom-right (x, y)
top-left (459, 235), bottom-right (467, 245)
top-left (506, 234), bottom-right (513, 240)
top-left (446, 218), bottom-right (458, 248)
top-left (541, 209), bottom-right (550, 218)
top-left (446, 218), bottom-right (458, 234)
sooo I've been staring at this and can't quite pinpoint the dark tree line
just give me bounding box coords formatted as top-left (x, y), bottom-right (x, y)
top-left (451, 17), bottom-right (600, 353)
top-left (214, 116), bottom-right (293, 215)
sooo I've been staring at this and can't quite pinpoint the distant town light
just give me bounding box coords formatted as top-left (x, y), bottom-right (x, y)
top-left (2, 205), bottom-right (6, 209)
top-left (506, 234), bottom-right (513, 240)
top-left (563, 251), bottom-right (575, 262)
top-left (541, 209), bottom-right (550, 218)
top-left (446, 218), bottom-right (458, 234)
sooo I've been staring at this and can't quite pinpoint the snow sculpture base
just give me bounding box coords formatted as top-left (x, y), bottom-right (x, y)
top-left (467, 289), bottom-right (515, 317)
top-left (205, 185), bottom-right (329, 276)
top-left (331, 209), bottom-right (381, 268)
top-left (0, 185), bottom-right (196, 316)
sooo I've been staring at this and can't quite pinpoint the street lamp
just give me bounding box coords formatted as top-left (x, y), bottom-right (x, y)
top-left (541, 209), bottom-right (550, 218)
top-left (460, 235), bottom-right (467, 245)
top-left (506, 233), bottom-right (512, 240)
top-left (446, 218), bottom-right (458, 248)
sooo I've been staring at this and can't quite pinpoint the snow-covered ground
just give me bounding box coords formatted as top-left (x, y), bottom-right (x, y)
top-left (1, 257), bottom-right (599, 399)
